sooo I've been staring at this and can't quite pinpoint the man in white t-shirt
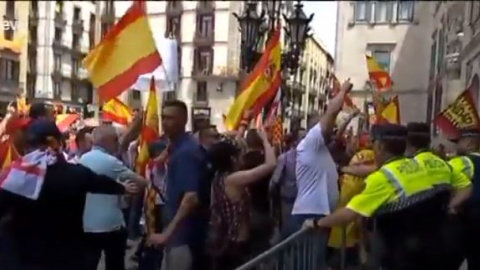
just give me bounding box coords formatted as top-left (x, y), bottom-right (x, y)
top-left (289, 80), bottom-right (353, 268)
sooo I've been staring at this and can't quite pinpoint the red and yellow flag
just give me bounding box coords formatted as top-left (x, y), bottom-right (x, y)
top-left (224, 25), bottom-right (282, 130)
top-left (434, 89), bottom-right (480, 138)
top-left (56, 114), bottom-right (80, 133)
top-left (136, 78), bottom-right (160, 175)
top-left (16, 96), bottom-right (30, 116)
top-left (0, 140), bottom-right (20, 170)
top-left (366, 55), bottom-right (393, 92)
top-left (82, 1), bottom-right (162, 102)
top-left (378, 95), bottom-right (400, 124)
top-left (102, 97), bottom-right (133, 125)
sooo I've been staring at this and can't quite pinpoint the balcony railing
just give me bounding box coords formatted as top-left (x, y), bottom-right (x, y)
top-left (193, 32), bottom-right (214, 47)
top-left (72, 19), bottom-right (84, 34)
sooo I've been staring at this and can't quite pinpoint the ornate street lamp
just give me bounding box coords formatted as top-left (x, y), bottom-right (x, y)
top-left (283, 1), bottom-right (313, 54)
top-left (233, 2), bottom-right (265, 72)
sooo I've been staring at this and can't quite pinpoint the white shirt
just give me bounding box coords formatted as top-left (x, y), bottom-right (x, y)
top-left (292, 124), bottom-right (339, 215)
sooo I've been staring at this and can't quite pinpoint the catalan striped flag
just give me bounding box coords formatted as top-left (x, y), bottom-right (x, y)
top-left (102, 97), bottom-right (133, 125)
top-left (224, 25), bottom-right (282, 130)
top-left (366, 54), bottom-right (393, 92)
top-left (136, 77), bottom-right (160, 176)
top-left (82, 1), bottom-right (162, 102)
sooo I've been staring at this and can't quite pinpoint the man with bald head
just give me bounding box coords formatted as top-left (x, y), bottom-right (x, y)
top-left (80, 124), bottom-right (148, 270)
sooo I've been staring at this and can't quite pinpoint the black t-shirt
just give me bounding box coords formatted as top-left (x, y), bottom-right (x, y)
top-left (0, 161), bottom-right (125, 268)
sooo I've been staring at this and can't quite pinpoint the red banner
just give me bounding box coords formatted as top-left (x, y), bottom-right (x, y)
top-left (434, 89), bottom-right (480, 138)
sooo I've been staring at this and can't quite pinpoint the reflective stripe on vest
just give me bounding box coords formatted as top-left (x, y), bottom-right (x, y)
top-left (380, 167), bottom-right (406, 199)
top-left (460, 156), bottom-right (474, 179)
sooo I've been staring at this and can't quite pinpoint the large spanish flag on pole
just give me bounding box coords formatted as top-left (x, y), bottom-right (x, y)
top-left (136, 78), bottom-right (160, 176)
top-left (83, 1), bottom-right (162, 102)
top-left (224, 25), bottom-right (282, 130)
top-left (366, 55), bottom-right (393, 92)
top-left (102, 97), bottom-right (133, 125)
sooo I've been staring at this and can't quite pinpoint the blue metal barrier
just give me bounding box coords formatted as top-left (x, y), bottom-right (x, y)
top-left (235, 228), bottom-right (320, 270)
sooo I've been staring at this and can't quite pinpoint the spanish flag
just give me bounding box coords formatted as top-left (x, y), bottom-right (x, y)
top-left (224, 25), bottom-right (282, 130)
top-left (83, 1), bottom-right (162, 102)
top-left (378, 95), bottom-right (400, 124)
top-left (136, 78), bottom-right (159, 176)
top-left (102, 97), bottom-right (133, 125)
top-left (0, 140), bottom-right (20, 169)
top-left (366, 54), bottom-right (393, 92)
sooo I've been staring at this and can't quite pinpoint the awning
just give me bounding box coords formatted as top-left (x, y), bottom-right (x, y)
top-left (0, 35), bottom-right (25, 54)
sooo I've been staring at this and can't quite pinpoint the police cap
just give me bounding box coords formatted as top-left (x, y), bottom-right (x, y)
top-left (406, 122), bottom-right (430, 137)
top-left (371, 123), bottom-right (408, 141)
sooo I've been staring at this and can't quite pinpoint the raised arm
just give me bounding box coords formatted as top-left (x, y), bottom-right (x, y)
top-left (226, 130), bottom-right (276, 186)
top-left (319, 80), bottom-right (353, 140)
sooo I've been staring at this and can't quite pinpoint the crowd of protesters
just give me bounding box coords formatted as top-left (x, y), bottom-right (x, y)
top-left (0, 78), bottom-right (477, 270)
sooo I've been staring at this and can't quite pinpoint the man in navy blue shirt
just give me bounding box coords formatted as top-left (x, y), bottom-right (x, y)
top-left (148, 100), bottom-right (202, 270)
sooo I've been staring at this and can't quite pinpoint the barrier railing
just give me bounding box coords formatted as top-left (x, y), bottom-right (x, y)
top-left (235, 227), bottom-right (320, 270)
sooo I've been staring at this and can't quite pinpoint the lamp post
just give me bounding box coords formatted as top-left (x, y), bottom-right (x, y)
top-left (234, 0), bottom-right (312, 128)
top-left (233, 2), bottom-right (265, 72)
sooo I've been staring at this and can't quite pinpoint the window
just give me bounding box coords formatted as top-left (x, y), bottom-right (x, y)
top-left (74, 7), bottom-right (81, 21)
top-left (132, 90), bottom-right (141, 100)
top-left (6, 2), bottom-right (15, 15)
top-left (433, 84), bottom-right (443, 135)
top-left (71, 83), bottom-right (78, 100)
top-left (355, 2), bottom-right (372, 22)
top-left (89, 13), bottom-right (96, 49)
top-left (54, 82), bottom-right (61, 97)
top-left (0, 59), bottom-right (19, 82)
top-left (196, 82), bottom-right (208, 102)
top-left (397, 1), bottom-right (414, 22)
top-left (54, 28), bottom-right (62, 41)
top-left (199, 15), bottom-right (213, 37)
top-left (54, 54), bottom-right (62, 71)
top-left (372, 49), bottom-right (392, 72)
top-left (29, 27), bottom-right (37, 42)
top-left (72, 59), bottom-right (79, 75)
top-left (374, 1), bottom-right (393, 23)
top-left (429, 40), bottom-right (437, 79)
top-left (437, 28), bottom-right (445, 74)
top-left (198, 48), bottom-right (212, 72)
top-left (72, 34), bottom-right (80, 49)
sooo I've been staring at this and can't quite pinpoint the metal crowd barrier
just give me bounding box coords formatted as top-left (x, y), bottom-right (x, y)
top-left (235, 227), bottom-right (321, 270)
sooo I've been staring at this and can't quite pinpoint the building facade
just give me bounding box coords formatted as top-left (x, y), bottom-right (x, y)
top-left (26, 1), bottom-right (101, 114)
top-left (0, 1), bottom-right (29, 109)
top-left (335, 1), bottom-right (434, 124)
top-left (114, 1), bottom-right (298, 131)
top-left (112, 1), bottom-right (244, 131)
top-left (294, 34), bottom-right (333, 129)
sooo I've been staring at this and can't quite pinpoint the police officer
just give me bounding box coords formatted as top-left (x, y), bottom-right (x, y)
top-left (305, 124), bottom-right (451, 270)
top-left (447, 129), bottom-right (480, 270)
top-left (405, 122), bottom-right (472, 212)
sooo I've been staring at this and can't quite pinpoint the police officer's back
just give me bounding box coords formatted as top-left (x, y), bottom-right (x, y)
top-left (306, 124), bottom-right (451, 270)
